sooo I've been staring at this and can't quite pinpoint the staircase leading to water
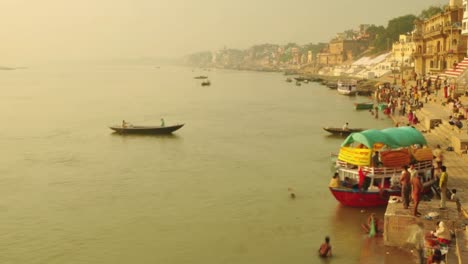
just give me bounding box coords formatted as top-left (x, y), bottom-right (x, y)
top-left (427, 57), bottom-right (468, 95)
top-left (442, 57), bottom-right (468, 79)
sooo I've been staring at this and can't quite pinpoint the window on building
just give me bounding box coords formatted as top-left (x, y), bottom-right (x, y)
top-left (430, 61), bottom-right (434, 68)
top-left (452, 39), bottom-right (458, 46)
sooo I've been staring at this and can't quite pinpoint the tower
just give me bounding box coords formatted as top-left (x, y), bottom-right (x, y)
top-left (449, 0), bottom-right (462, 8)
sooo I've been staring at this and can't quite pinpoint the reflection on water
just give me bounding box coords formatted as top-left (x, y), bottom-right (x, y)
top-left (324, 134), bottom-right (349, 140)
top-left (110, 132), bottom-right (182, 140)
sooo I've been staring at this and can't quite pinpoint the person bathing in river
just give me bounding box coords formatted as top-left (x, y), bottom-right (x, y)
top-left (318, 236), bottom-right (332, 258)
top-left (362, 213), bottom-right (381, 236)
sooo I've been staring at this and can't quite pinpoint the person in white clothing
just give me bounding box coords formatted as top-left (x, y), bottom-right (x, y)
top-left (342, 122), bottom-right (349, 130)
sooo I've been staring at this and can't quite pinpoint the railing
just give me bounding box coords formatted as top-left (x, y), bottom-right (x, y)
top-left (336, 160), bottom-right (433, 189)
top-left (423, 29), bottom-right (444, 38)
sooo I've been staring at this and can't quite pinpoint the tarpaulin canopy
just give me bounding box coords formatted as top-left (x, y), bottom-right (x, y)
top-left (341, 126), bottom-right (427, 149)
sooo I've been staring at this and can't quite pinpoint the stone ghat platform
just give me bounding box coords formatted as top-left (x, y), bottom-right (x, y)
top-left (387, 80), bottom-right (468, 263)
top-left (384, 196), bottom-right (462, 263)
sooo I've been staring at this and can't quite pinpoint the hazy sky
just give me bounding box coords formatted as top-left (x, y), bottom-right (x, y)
top-left (0, 0), bottom-right (447, 64)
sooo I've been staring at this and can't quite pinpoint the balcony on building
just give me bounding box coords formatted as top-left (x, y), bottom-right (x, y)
top-left (443, 23), bottom-right (462, 35)
top-left (423, 25), bottom-right (444, 38)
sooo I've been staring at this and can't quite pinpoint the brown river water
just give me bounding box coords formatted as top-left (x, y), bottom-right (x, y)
top-left (0, 64), bottom-right (415, 263)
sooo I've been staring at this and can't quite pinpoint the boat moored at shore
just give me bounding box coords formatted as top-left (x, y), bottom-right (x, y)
top-left (354, 102), bottom-right (374, 110)
top-left (329, 127), bottom-right (434, 207)
top-left (337, 80), bottom-right (357, 95)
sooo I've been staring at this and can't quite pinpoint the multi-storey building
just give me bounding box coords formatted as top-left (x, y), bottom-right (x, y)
top-left (412, 0), bottom-right (467, 75)
top-left (391, 34), bottom-right (416, 68)
top-left (462, 0), bottom-right (468, 47)
top-left (317, 39), bottom-right (368, 66)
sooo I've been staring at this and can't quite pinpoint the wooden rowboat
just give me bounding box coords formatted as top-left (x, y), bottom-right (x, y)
top-left (354, 102), bottom-right (374, 110)
top-left (109, 124), bottom-right (184, 134)
top-left (323, 127), bottom-right (364, 136)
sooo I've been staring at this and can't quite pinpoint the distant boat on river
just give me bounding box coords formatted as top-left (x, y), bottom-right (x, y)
top-left (337, 80), bottom-right (357, 95)
top-left (323, 127), bottom-right (364, 136)
top-left (354, 102), bottom-right (374, 110)
top-left (194, 76), bottom-right (208, 79)
top-left (109, 124), bottom-right (184, 134)
top-left (201, 80), bottom-right (211, 86)
top-left (294, 77), bottom-right (308, 82)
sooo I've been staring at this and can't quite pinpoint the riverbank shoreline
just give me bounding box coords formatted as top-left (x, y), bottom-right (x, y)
top-left (206, 64), bottom-right (382, 95)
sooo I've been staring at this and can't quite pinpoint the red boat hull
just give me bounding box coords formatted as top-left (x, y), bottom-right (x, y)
top-left (329, 187), bottom-right (401, 207)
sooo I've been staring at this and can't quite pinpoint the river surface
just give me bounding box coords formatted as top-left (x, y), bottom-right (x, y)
top-left (0, 65), bottom-right (415, 263)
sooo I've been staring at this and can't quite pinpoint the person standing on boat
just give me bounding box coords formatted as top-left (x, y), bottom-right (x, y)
top-left (371, 151), bottom-right (381, 167)
top-left (342, 122), bottom-right (349, 131)
top-left (362, 213), bottom-right (380, 236)
top-left (329, 173), bottom-right (340, 188)
top-left (358, 166), bottom-right (368, 190)
top-left (411, 173), bottom-right (423, 217)
top-left (400, 166), bottom-right (411, 209)
top-left (160, 118), bottom-right (165, 127)
top-left (122, 120), bottom-right (127, 128)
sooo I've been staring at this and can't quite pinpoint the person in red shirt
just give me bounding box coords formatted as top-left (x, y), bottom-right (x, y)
top-left (358, 166), bottom-right (367, 190)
